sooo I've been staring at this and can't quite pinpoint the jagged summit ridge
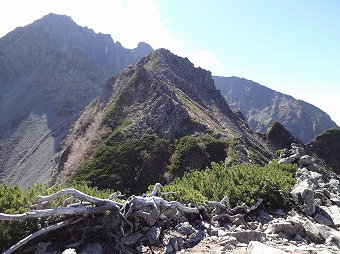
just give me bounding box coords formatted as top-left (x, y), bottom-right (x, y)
top-left (104, 48), bottom-right (250, 139)
top-left (0, 14), bottom-right (152, 187)
top-left (55, 48), bottom-right (274, 190)
top-left (214, 76), bottom-right (339, 143)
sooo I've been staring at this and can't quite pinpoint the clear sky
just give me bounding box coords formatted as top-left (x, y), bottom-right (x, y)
top-left (0, 0), bottom-right (339, 125)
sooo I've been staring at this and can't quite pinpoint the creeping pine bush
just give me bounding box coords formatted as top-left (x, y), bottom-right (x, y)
top-left (162, 161), bottom-right (297, 209)
top-left (0, 183), bottom-right (113, 252)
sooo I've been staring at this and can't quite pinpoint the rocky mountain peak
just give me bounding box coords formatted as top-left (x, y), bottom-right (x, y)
top-left (102, 49), bottom-right (246, 140)
top-left (265, 121), bottom-right (303, 151)
top-left (214, 76), bottom-right (339, 143)
top-left (0, 14), bottom-right (152, 187)
top-left (55, 49), bottom-right (275, 192)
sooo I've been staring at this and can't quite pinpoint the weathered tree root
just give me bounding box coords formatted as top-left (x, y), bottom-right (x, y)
top-left (4, 218), bottom-right (82, 254)
top-left (1, 185), bottom-right (262, 253)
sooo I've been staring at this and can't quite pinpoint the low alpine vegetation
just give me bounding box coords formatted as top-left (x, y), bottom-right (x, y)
top-left (162, 161), bottom-right (297, 209)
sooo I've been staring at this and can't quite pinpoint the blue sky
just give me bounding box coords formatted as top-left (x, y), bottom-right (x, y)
top-left (160, 0), bottom-right (340, 125)
top-left (0, 0), bottom-right (339, 125)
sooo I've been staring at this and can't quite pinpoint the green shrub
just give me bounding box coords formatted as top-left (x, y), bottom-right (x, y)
top-left (72, 135), bottom-right (172, 195)
top-left (168, 135), bottom-right (227, 177)
top-left (162, 161), bottom-right (297, 208)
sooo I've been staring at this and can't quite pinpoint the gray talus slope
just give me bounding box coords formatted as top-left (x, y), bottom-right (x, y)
top-left (213, 76), bottom-right (339, 143)
top-left (0, 13), bottom-right (152, 187)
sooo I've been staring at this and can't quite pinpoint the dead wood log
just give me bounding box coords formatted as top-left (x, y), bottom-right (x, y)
top-left (37, 188), bottom-right (122, 208)
top-left (4, 218), bottom-right (82, 254)
top-left (1, 184), bottom-right (262, 253)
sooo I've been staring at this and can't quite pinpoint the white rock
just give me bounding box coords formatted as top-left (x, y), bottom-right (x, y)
top-left (227, 230), bottom-right (266, 244)
top-left (291, 179), bottom-right (316, 216)
top-left (321, 205), bottom-right (340, 226)
top-left (266, 221), bottom-right (295, 238)
top-left (298, 155), bottom-right (315, 167)
top-left (246, 241), bottom-right (287, 254)
top-left (62, 249), bottom-right (77, 254)
top-left (310, 171), bottom-right (323, 181)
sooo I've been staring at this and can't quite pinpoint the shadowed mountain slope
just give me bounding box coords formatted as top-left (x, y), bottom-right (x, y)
top-left (0, 13), bottom-right (152, 187)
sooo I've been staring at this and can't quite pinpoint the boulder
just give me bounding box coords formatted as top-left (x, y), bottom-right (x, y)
top-left (218, 236), bottom-right (238, 246)
top-left (145, 226), bottom-right (161, 245)
top-left (246, 241), bottom-right (287, 254)
top-left (227, 230), bottom-right (266, 244)
top-left (265, 221), bottom-right (295, 238)
top-left (175, 222), bottom-right (195, 236)
top-left (62, 249), bottom-right (77, 254)
top-left (258, 209), bottom-right (273, 222)
top-left (314, 213), bottom-right (334, 226)
top-left (305, 163), bottom-right (321, 172)
top-left (167, 236), bottom-right (184, 252)
top-left (310, 171), bottom-right (323, 181)
top-left (321, 205), bottom-right (340, 226)
top-left (298, 155), bottom-right (315, 167)
top-left (302, 219), bottom-right (323, 243)
top-left (183, 230), bottom-right (205, 248)
top-left (278, 154), bottom-right (300, 164)
top-left (291, 179), bottom-right (316, 216)
top-left (315, 224), bottom-right (340, 248)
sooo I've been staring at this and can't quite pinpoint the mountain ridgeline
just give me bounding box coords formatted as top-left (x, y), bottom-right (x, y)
top-left (1, 13), bottom-right (339, 192)
top-left (213, 76), bottom-right (339, 143)
top-left (54, 49), bottom-right (277, 194)
top-left (0, 13), bottom-right (152, 187)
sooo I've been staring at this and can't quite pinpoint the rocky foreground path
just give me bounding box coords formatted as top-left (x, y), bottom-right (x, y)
top-left (2, 144), bottom-right (340, 254)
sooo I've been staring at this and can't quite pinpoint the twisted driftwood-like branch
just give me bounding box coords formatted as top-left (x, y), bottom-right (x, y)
top-left (4, 218), bottom-right (82, 254)
top-left (1, 185), bottom-right (199, 253)
top-left (37, 188), bottom-right (122, 208)
top-left (1, 184), bottom-right (262, 253)
top-left (208, 197), bottom-right (263, 228)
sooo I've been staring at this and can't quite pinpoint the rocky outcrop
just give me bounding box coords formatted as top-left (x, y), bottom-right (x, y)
top-left (2, 142), bottom-right (340, 253)
top-left (307, 128), bottom-right (340, 175)
top-left (263, 121), bottom-right (303, 151)
top-left (277, 143), bottom-right (340, 248)
top-left (0, 13), bottom-right (152, 187)
top-left (213, 76), bottom-right (339, 143)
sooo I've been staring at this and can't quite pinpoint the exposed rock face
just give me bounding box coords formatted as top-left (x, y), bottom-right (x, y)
top-left (57, 49), bottom-right (274, 193)
top-left (307, 129), bottom-right (340, 175)
top-left (0, 13), bottom-right (152, 187)
top-left (213, 76), bottom-right (339, 143)
top-left (279, 143), bottom-right (340, 242)
top-left (262, 121), bottom-right (303, 152)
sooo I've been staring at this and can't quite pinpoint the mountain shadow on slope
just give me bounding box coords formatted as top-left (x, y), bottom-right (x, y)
top-left (0, 13), bottom-right (152, 187)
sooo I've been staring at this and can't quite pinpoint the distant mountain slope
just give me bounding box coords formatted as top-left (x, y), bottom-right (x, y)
top-left (0, 13), bottom-right (152, 187)
top-left (213, 76), bottom-right (339, 143)
top-left (55, 49), bottom-right (274, 194)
